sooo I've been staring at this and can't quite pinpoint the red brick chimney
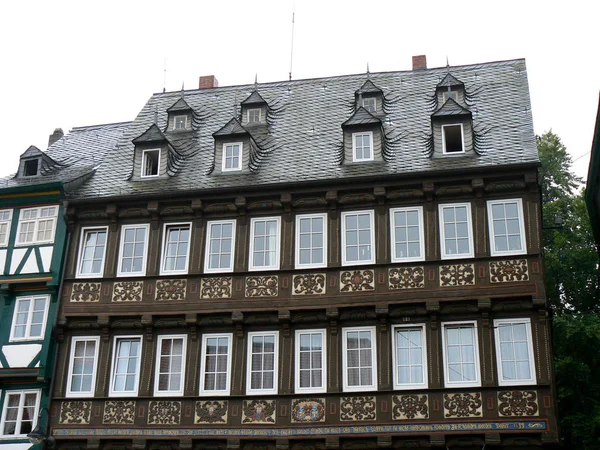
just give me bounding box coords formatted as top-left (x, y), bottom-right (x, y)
top-left (199, 75), bottom-right (219, 89)
top-left (412, 55), bottom-right (427, 70)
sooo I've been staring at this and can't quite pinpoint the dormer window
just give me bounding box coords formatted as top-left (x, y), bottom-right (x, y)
top-left (141, 149), bottom-right (161, 177)
top-left (173, 115), bottom-right (188, 131)
top-left (353, 132), bottom-right (373, 162)
top-left (442, 124), bottom-right (465, 154)
top-left (23, 159), bottom-right (40, 177)
top-left (362, 97), bottom-right (377, 113)
top-left (247, 109), bottom-right (262, 124)
top-left (442, 90), bottom-right (459, 104)
top-left (222, 143), bottom-right (242, 172)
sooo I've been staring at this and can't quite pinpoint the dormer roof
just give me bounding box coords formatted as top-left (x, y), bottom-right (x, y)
top-left (437, 72), bottom-right (464, 89)
top-left (432, 98), bottom-right (472, 118)
top-left (213, 118), bottom-right (249, 138)
top-left (167, 97), bottom-right (193, 113)
top-left (356, 79), bottom-right (383, 95)
top-left (241, 90), bottom-right (267, 106)
top-left (132, 124), bottom-right (170, 145)
top-left (342, 107), bottom-right (382, 127)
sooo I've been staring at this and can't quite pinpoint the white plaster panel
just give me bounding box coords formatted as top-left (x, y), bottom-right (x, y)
top-left (0, 444), bottom-right (34, 450)
top-left (9, 248), bottom-right (27, 274)
top-left (0, 249), bottom-right (6, 272)
top-left (20, 251), bottom-right (39, 274)
top-left (2, 344), bottom-right (42, 368)
top-left (39, 246), bottom-right (54, 272)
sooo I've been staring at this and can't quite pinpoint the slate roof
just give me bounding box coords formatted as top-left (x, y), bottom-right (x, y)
top-left (167, 97), bottom-right (192, 112)
top-left (357, 79), bottom-right (382, 94)
top-left (437, 72), bottom-right (464, 89)
top-left (241, 90), bottom-right (267, 106)
top-left (0, 122), bottom-right (130, 192)
top-left (342, 107), bottom-right (381, 127)
top-left (432, 98), bottom-right (472, 118)
top-left (64, 58), bottom-right (537, 199)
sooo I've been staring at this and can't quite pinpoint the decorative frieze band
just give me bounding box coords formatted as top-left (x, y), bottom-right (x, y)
top-left (498, 390), bottom-right (539, 417)
top-left (490, 259), bottom-right (529, 283)
top-left (242, 399), bottom-right (276, 424)
top-left (59, 401), bottom-right (92, 425)
top-left (389, 266), bottom-right (425, 289)
top-left (340, 396), bottom-right (376, 421)
top-left (340, 270), bottom-right (375, 292)
top-left (443, 392), bottom-right (483, 418)
top-left (200, 277), bottom-right (232, 299)
top-left (439, 264), bottom-right (475, 287)
top-left (148, 400), bottom-right (181, 425)
top-left (112, 281), bottom-right (143, 302)
top-left (246, 276), bottom-right (278, 297)
top-left (155, 279), bottom-right (187, 301)
top-left (103, 400), bottom-right (135, 425)
top-left (71, 282), bottom-right (101, 302)
top-left (392, 394), bottom-right (429, 420)
top-left (293, 273), bottom-right (326, 295)
top-left (291, 398), bottom-right (326, 423)
top-left (195, 400), bottom-right (228, 424)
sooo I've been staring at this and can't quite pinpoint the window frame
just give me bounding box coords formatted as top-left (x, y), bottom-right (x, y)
top-left (441, 123), bottom-right (465, 155)
top-left (221, 142), bottom-right (243, 172)
top-left (341, 326), bottom-right (378, 392)
top-left (352, 131), bottom-right (374, 162)
top-left (248, 216), bottom-right (281, 271)
top-left (494, 318), bottom-right (537, 386)
top-left (75, 226), bottom-right (109, 279)
top-left (438, 202), bottom-right (474, 260)
top-left (15, 206), bottom-right (59, 246)
top-left (246, 330), bottom-right (279, 395)
top-left (341, 210), bottom-right (376, 266)
top-left (487, 198), bottom-right (528, 257)
top-left (362, 97), bottom-right (377, 113)
top-left (173, 114), bottom-right (188, 130)
top-left (199, 332), bottom-right (233, 396)
top-left (0, 389), bottom-right (40, 438)
top-left (204, 219), bottom-right (236, 274)
top-left (295, 212), bottom-right (328, 269)
top-left (153, 334), bottom-right (187, 397)
top-left (391, 324), bottom-right (428, 390)
top-left (117, 224), bottom-right (150, 277)
top-left (247, 108), bottom-right (262, 124)
top-left (22, 159), bottom-right (40, 177)
top-left (294, 328), bottom-right (327, 394)
top-left (441, 320), bottom-right (481, 388)
top-left (159, 222), bottom-right (192, 276)
top-left (141, 148), bottom-right (161, 178)
top-left (9, 295), bottom-right (50, 342)
top-left (389, 206), bottom-right (425, 263)
top-left (109, 335), bottom-right (143, 397)
top-left (66, 336), bottom-right (101, 398)
top-left (0, 209), bottom-right (13, 247)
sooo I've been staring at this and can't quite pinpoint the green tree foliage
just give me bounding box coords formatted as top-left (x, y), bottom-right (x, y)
top-left (538, 130), bottom-right (600, 448)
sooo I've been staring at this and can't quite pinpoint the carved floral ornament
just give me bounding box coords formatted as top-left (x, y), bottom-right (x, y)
top-left (340, 270), bottom-right (375, 292)
top-left (498, 390), bottom-right (539, 417)
top-left (200, 276), bottom-right (232, 299)
top-left (340, 396), bottom-right (376, 421)
top-left (71, 282), bottom-right (101, 302)
top-left (155, 279), bottom-right (187, 301)
top-left (245, 276), bottom-right (278, 297)
top-left (489, 259), bottom-right (529, 283)
top-left (148, 400), bottom-right (181, 425)
top-left (103, 400), bottom-right (135, 425)
top-left (389, 266), bottom-right (425, 289)
top-left (112, 281), bottom-right (143, 302)
top-left (60, 401), bottom-right (92, 425)
top-left (439, 264), bottom-right (475, 287)
top-left (443, 392), bottom-right (483, 418)
top-left (392, 394), bottom-right (429, 420)
top-left (293, 273), bottom-right (326, 295)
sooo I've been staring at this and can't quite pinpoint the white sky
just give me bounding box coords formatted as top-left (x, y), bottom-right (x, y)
top-left (1, 0), bottom-right (598, 181)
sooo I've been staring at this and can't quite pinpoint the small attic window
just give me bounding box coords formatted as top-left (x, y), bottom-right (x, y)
top-left (173, 115), bottom-right (188, 130)
top-left (141, 149), bottom-right (161, 177)
top-left (23, 159), bottom-right (40, 177)
top-left (442, 90), bottom-right (459, 104)
top-left (222, 143), bottom-right (242, 171)
top-left (352, 132), bottom-right (374, 162)
top-left (362, 97), bottom-right (377, 113)
top-left (247, 108), bottom-right (262, 124)
top-left (442, 124), bottom-right (464, 154)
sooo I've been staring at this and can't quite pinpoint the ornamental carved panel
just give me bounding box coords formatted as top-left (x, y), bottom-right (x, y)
top-left (102, 400), bottom-right (135, 425)
top-left (340, 270), bottom-right (375, 292)
top-left (195, 400), bottom-right (228, 424)
top-left (443, 392), bottom-right (483, 418)
top-left (498, 390), bottom-right (539, 417)
top-left (340, 396), bottom-right (376, 421)
top-left (489, 260), bottom-right (529, 283)
top-left (148, 400), bottom-right (181, 425)
top-left (291, 398), bottom-right (326, 423)
top-left (245, 276), bottom-right (278, 297)
top-left (155, 279), bottom-right (187, 301)
top-left (71, 283), bottom-right (101, 302)
top-left (439, 264), bottom-right (475, 287)
top-left (242, 399), bottom-right (276, 424)
top-left (293, 273), bottom-right (326, 295)
top-left (112, 281), bottom-right (143, 302)
top-left (59, 401), bottom-right (92, 424)
top-left (392, 394), bottom-right (429, 420)
top-left (389, 267), bottom-right (425, 289)
top-left (200, 277), bottom-right (232, 299)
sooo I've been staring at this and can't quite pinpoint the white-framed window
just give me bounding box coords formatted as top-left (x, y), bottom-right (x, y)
top-left (117, 224), bottom-right (150, 277)
top-left (9, 295), bottom-right (49, 342)
top-left (352, 132), bottom-right (374, 162)
top-left (109, 336), bottom-right (143, 397)
top-left (173, 115), bottom-right (188, 130)
top-left (222, 143), bottom-right (242, 172)
top-left (0, 390), bottom-right (40, 437)
top-left (154, 335), bottom-right (187, 396)
top-left (246, 331), bottom-right (279, 395)
top-left (141, 149), bottom-right (161, 177)
top-left (342, 326), bottom-right (377, 392)
top-left (76, 226), bottom-right (108, 278)
top-left (199, 333), bottom-right (233, 396)
top-left (204, 220), bottom-right (236, 273)
top-left (390, 206), bottom-right (425, 262)
top-left (439, 203), bottom-right (474, 259)
top-left (16, 206), bottom-right (58, 245)
top-left (362, 97), bottom-right (377, 113)
top-left (295, 213), bottom-right (327, 269)
top-left (392, 324), bottom-right (428, 390)
top-left (248, 216), bottom-right (281, 271)
top-left (66, 336), bottom-right (100, 398)
top-left (0, 209), bottom-right (13, 247)
top-left (494, 318), bottom-right (536, 386)
top-left (442, 123), bottom-right (465, 154)
top-left (487, 199), bottom-right (527, 256)
top-left (341, 210), bottom-right (375, 266)
top-left (160, 223), bottom-right (191, 275)
top-left (247, 108), bottom-right (262, 124)
top-left (441, 321), bottom-right (481, 388)
top-left (295, 329), bottom-right (326, 394)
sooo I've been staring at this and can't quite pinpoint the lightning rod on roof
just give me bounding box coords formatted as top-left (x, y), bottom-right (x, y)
top-left (163, 58), bottom-right (167, 93)
top-left (288, 0), bottom-right (295, 81)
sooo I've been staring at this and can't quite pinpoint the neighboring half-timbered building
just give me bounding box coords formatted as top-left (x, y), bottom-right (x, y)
top-left (49, 58), bottom-right (559, 449)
